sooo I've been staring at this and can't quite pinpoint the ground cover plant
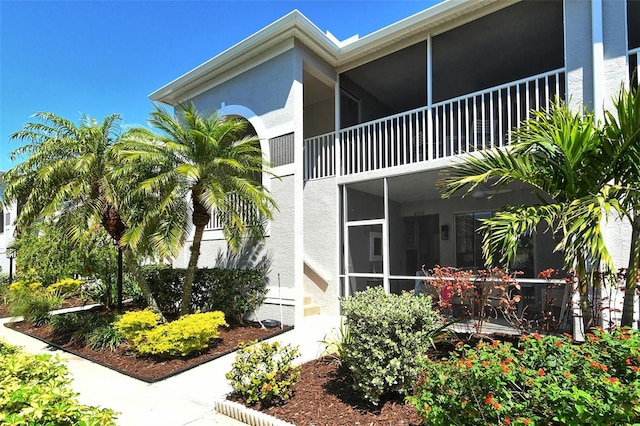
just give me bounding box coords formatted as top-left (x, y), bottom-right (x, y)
top-left (0, 339), bottom-right (117, 425)
top-left (410, 328), bottom-right (640, 425)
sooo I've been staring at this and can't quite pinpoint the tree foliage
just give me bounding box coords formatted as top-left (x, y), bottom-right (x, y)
top-left (117, 103), bottom-right (278, 316)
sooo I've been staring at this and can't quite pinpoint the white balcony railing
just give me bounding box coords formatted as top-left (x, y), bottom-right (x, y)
top-left (205, 194), bottom-right (257, 231)
top-left (303, 132), bottom-right (335, 181)
top-left (304, 69), bottom-right (566, 180)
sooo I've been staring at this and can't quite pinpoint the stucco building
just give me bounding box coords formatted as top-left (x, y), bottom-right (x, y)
top-left (150, 0), bottom-right (640, 328)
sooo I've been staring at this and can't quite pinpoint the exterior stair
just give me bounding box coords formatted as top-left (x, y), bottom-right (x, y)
top-left (303, 296), bottom-right (320, 316)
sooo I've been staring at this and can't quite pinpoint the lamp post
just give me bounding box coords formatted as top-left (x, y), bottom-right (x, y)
top-left (6, 248), bottom-right (16, 285)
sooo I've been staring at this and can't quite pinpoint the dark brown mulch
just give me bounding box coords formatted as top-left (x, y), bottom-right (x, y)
top-left (0, 303), bottom-right (11, 319)
top-left (229, 334), bottom-right (523, 426)
top-left (231, 358), bottom-right (423, 426)
top-left (4, 304), bottom-right (290, 382)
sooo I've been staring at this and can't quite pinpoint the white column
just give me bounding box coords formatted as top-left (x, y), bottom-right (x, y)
top-left (592, 0), bottom-right (605, 119)
top-left (293, 56), bottom-right (305, 328)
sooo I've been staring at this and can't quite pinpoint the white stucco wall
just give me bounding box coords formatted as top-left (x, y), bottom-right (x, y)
top-left (565, 0), bottom-right (594, 111)
top-left (173, 48), bottom-right (300, 325)
top-left (602, 0), bottom-right (630, 112)
top-left (303, 177), bottom-right (339, 315)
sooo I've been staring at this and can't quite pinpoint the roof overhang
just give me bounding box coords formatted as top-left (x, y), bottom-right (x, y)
top-left (150, 0), bottom-right (516, 106)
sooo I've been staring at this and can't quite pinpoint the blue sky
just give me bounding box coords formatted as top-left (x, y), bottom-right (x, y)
top-left (0, 0), bottom-right (442, 171)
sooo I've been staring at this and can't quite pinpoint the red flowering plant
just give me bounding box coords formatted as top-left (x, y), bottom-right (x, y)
top-left (409, 328), bottom-right (640, 425)
top-left (423, 266), bottom-right (523, 333)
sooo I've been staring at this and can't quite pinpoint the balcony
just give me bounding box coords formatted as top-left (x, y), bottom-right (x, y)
top-left (304, 69), bottom-right (566, 181)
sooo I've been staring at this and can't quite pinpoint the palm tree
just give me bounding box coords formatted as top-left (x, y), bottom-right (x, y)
top-left (438, 100), bottom-right (615, 333)
top-left (3, 112), bottom-right (163, 315)
top-left (603, 84), bottom-right (640, 327)
top-left (117, 103), bottom-right (277, 316)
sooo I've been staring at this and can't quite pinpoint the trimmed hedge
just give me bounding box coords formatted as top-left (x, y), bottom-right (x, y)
top-left (132, 311), bottom-right (228, 357)
top-left (142, 265), bottom-right (267, 323)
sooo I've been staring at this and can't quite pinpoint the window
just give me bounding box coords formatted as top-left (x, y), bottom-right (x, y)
top-left (455, 211), bottom-right (491, 269)
top-left (456, 210), bottom-right (536, 276)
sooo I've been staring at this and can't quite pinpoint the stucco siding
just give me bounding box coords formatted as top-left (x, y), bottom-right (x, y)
top-left (303, 177), bottom-right (339, 315)
top-left (188, 49), bottom-right (297, 137)
top-left (565, 0), bottom-right (594, 111)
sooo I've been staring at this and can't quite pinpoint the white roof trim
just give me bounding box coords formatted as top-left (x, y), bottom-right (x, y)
top-left (150, 0), bottom-right (509, 105)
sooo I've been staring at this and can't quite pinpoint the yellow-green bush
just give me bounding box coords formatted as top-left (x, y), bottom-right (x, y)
top-left (47, 277), bottom-right (82, 297)
top-left (113, 309), bottom-right (160, 340)
top-left (132, 311), bottom-right (228, 357)
top-left (0, 339), bottom-right (117, 425)
top-left (9, 280), bottom-right (43, 294)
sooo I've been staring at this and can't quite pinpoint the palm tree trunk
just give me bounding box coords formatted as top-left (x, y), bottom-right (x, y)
top-left (180, 224), bottom-right (205, 316)
top-left (575, 256), bottom-right (594, 334)
top-left (621, 221), bottom-right (640, 327)
top-left (122, 247), bottom-right (166, 322)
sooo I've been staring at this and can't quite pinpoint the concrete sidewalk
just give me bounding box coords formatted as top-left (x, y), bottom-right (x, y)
top-left (0, 309), bottom-right (340, 426)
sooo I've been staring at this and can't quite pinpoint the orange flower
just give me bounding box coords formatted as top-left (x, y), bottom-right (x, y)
top-left (607, 377), bottom-right (619, 384)
top-left (555, 341), bottom-right (563, 348)
top-left (485, 393), bottom-right (494, 404)
top-left (533, 333), bottom-right (542, 340)
top-left (523, 418), bottom-right (531, 425)
top-left (505, 417), bottom-right (511, 425)
top-left (631, 366), bottom-right (640, 372)
top-left (538, 369), bottom-right (545, 376)
top-left (492, 340), bottom-right (500, 347)
top-left (564, 372), bottom-right (572, 378)
top-left (492, 401), bottom-right (501, 410)
top-left (626, 358), bottom-right (632, 366)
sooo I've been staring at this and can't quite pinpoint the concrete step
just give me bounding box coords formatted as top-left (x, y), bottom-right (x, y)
top-left (303, 296), bottom-right (320, 317)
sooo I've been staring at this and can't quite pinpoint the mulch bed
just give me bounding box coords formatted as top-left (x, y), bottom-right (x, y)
top-left (3, 304), bottom-right (290, 382)
top-left (230, 358), bottom-right (423, 426)
top-left (4, 301), bottom-right (517, 425)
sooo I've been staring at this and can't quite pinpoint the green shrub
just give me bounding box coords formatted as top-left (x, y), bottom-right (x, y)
top-left (0, 339), bottom-right (117, 425)
top-left (8, 280), bottom-right (61, 325)
top-left (50, 312), bottom-right (110, 345)
top-left (143, 265), bottom-right (267, 323)
top-left (131, 311), bottom-right (228, 357)
top-left (340, 286), bottom-right (442, 405)
top-left (0, 274), bottom-right (9, 301)
top-left (87, 325), bottom-right (126, 351)
top-left (409, 328), bottom-right (640, 425)
top-left (113, 309), bottom-right (160, 340)
top-left (320, 317), bottom-right (351, 366)
top-left (226, 340), bottom-right (300, 405)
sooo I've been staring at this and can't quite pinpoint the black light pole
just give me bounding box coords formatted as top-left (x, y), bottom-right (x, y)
top-left (6, 248), bottom-right (16, 285)
top-left (117, 246), bottom-right (123, 310)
